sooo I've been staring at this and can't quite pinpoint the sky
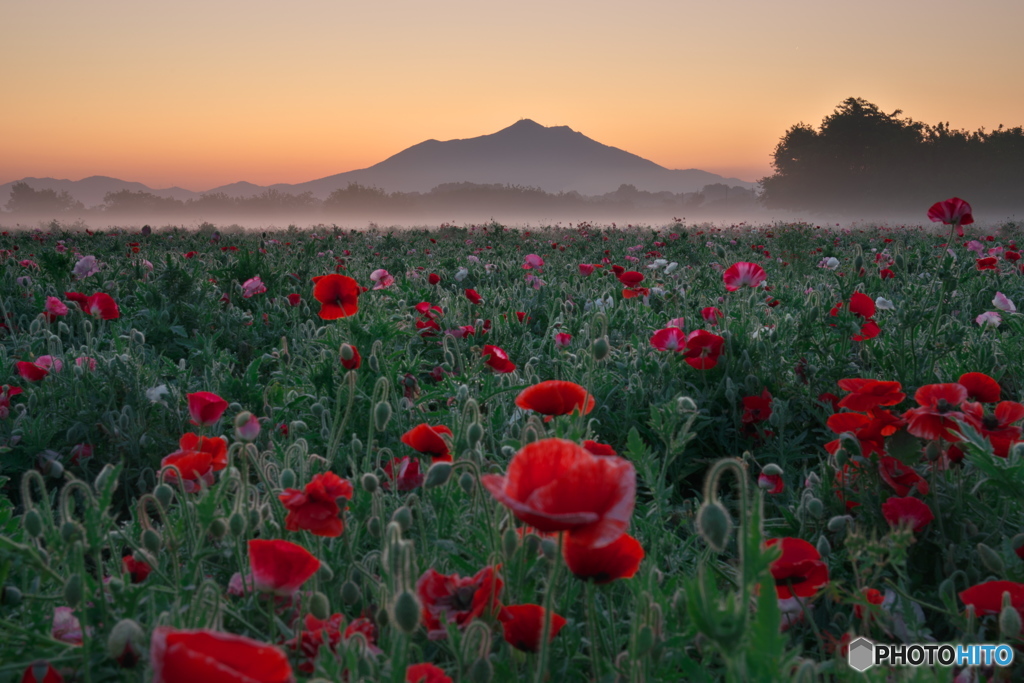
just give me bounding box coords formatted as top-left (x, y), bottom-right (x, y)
top-left (2, 0), bottom-right (1023, 190)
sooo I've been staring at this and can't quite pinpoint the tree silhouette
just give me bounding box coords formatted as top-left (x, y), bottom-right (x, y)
top-left (5, 182), bottom-right (84, 214)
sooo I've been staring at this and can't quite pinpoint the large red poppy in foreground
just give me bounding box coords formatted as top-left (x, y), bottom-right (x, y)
top-left (515, 380), bottom-right (595, 418)
top-left (248, 539), bottom-right (320, 596)
top-left (767, 537), bottom-right (829, 600)
top-left (401, 423), bottom-right (454, 462)
top-left (482, 438), bottom-right (635, 548)
top-left (150, 627), bottom-right (294, 683)
top-left (497, 604), bottom-right (567, 652)
top-left (563, 532), bottom-right (644, 584)
top-left (416, 566), bottom-right (503, 640)
top-left (312, 274), bottom-right (360, 320)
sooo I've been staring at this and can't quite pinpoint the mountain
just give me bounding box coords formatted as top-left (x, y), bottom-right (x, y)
top-left (1, 121), bottom-right (755, 208)
top-left (278, 119), bottom-right (755, 197)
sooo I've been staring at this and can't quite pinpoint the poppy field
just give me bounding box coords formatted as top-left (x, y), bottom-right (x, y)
top-left (2, 199), bottom-right (1024, 682)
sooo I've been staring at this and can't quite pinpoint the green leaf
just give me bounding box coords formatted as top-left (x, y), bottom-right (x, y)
top-left (626, 427), bottom-right (648, 461)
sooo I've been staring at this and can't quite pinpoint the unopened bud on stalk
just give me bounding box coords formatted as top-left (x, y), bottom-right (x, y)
top-left (457, 385), bottom-right (469, 402)
top-left (696, 502), bottom-right (732, 552)
top-left (977, 543), bottom-right (1005, 575)
top-left (317, 563), bottom-right (334, 582)
top-left (468, 657), bottom-right (494, 683)
top-left (368, 354), bottom-right (379, 372)
top-left (391, 590), bottom-right (422, 634)
top-left (94, 464), bottom-right (118, 494)
top-left (209, 518), bottom-right (227, 539)
top-left (367, 516), bottom-right (381, 538)
top-left (392, 506), bottom-right (413, 532)
top-left (805, 498), bottom-right (824, 519)
top-left (61, 521), bottom-right (83, 543)
top-left (459, 472), bottom-right (476, 494)
top-left (351, 436), bottom-right (364, 453)
top-left (467, 423), bottom-right (484, 446)
top-left (1001, 597), bottom-right (1022, 638)
top-left (279, 468), bottom-right (296, 490)
top-left (502, 528), bottom-right (519, 561)
top-left (924, 441), bottom-right (943, 462)
top-left (373, 401), bottom-right (392, 431)
top-left (64, 573), bottom-right (83, 607)
top-left (341, 580), bottom-right (361, 605)
top-left (541, 538), bottom-right (558, 561)
top-left (23, 509), bottom-right (43, 538)
top-left (816, 535), bottom-right (831, 559)
top-left (361, 472), bottom-right (379, 493)
top-left (827, 515), bottom-right (849, 533)
top-left (424, 462), bottom-right (453, 489)
top-left (1, 585), bottom-right (23, 606)
top-left (107, 618), bottom-right (145, 667)
top-left (234, 411), bottom-right (261, 441)
top-left (142, 528), bottom-right (162, 554)
top-left (229, 511), bottom-right (247, 537)
top-left (593, 336), bottom-right (610, 361)
top-left (153, 483), bottom-right (174, 509)
top-left (309, 591), bottom-right (331, 620)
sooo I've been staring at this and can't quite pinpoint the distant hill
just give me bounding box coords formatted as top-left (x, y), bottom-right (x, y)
top-left (1, 121), bottom-right (755, 208)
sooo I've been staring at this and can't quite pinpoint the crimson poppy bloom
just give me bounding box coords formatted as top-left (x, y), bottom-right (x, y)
top-left (406, 663), bottom-right (452, 683)
top-left (742, 389), bottom-right (773, 424)
top-left (416, 566), bottom-right (504, 640)
top-left (278, 471), bottom-right (354, 537)
top-left (758, 472), bottom-right (784, 494)
top-left (497, 604), bottom-right (567, 652)
top-left (150, 626), bottom-right (295, 683)
top-left (959, 372), bottom-right (1001, 403)
top-left (878, 456), bottom-right (929, 496)
top-left (977, 257), bottom-right (998, 271)
top-left (903, 383), bottom-right (968, 440)
top-left (928, 197), bottom-right (974, 237)
top-left (65, 292), bottom-right (120, 320)
top-left (961, 400), bottom-right (1024, 457)
top-left (286, 293), bottom-right (301, 306)
top-left (482, 345), bottom-right (516, 373)
top-left (340, 344), bottom-right (361, 370)
top-left (722, 262), bottom-right (767, 291)
top-left (824, 409), bottom-right (904, 459)
top-left (383, 456), bottom-right (424, 491)
top-left (515, 380), bottom-right (595, 418)
top-left (482, 438), bottom-right (635, 548)
top-left (836, 379), bottom-right (906, 412)
top-left (959, 580), bottom-right (1024, 619)
top-left (0, 384), bottom-right (23, 420)
top-left (428, 273), bottom-right (441, 285)
top-left (617, 270), bottom-right (644, 287)
top-left (583, 440), bottom-right (617, 457)
top-left (879, 268), bottom-right (895, 279)
top-left (578, 264), bottom-right (596, 276)
top-left (187, 391), bottom-right (228, 426)
top-left (248, 539), bottom-right (320, 596)
top-left (160, 433), bottom-right (229, 493)
top-left (16, 361), bottom-right (49, 382)
top-left (881, 496), bottom-right (933, 533)
top-left (401, 423), bottom-right (454, 462)
top-left (563, 532), bottom-right (644, 583)
top-left (122, 555), bottom-right (152, 583)
top-left (21, 661), bottom-right (63, 683)
top-left (284, 613), bottom-right (379, 674)
top-left (311, 274), bottom-right (360, 320)
top-left (767, 537), bottom-right (829, 600)
top-left (464, 289), bottom-right (483, 304)
top-left (854, 588), bottom-right (885, 621)
top-left (701, 306), bottom-right (724, 324)
top-left (650, 327), bottom-right (687, 352)
top-left (682, 330), bottom-right (725, 370)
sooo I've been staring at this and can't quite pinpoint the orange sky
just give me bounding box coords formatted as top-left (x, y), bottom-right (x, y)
top-left (3, 0), bottom-right (1022, 190)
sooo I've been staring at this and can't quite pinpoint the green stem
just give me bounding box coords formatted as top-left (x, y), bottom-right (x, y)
top-left (534, 532), bottom-right (564, 683)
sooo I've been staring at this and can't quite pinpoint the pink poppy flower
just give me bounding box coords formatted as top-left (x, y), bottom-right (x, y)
top-left (701, 306), bottom-right (724, 324)
top-left (650, 327), bottom-right (687, 352)
top-left (927, 197), bottom-right (974, 237)
top-left (44, 297), bottom-right (68, 322)
top-left (578, 264), bottom-right (596, 276)
top-left (370, 269), bottom-right (395, 290)
top-left (241, 276), bottom-right (267, 298)
top-left (722, 262), bottom-right (766, 292)
top-left (523, 254), bottom-right (545, 269)
top-left (554, 332), bottom-right (572, 348)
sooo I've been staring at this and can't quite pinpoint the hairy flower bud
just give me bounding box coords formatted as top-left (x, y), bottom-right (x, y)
top-left (23, 509), bottom-right (44, 538)
top-left (279, 468), bottom-right (296, 490)
top-left (697, 502), bottom-right (732, 552)
top-left (309, 591), bottom-right (331, 620)
top-left (107, 618), bottom-right (145, 668)
top-left (424, 462), bottom-right (453, 489)
top-left (391, 590), bottom-right (422, 634)
top-left (977, 543), bottom-right (1005, 575)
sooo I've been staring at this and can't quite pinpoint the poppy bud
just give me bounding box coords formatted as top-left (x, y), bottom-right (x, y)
top-left (468, 657), bottom-right (493, 683)
top-left (368, 354), bottom-right (379, 372)
top-left (142, 528), bottom-right (162, 554)
top-left (502, 528), bottom-right (519, 561)
top-left (424, 462), bottom-right (453, 489)
top-left (289, 419), bottom-right (307, 434)
top-left (64, 573), bottom-right (83, 607)
top-left (816, 535), bottom-right (831, 559)
top-left (459, 471), bottom-right (476, 494)
top-left (374, 401), bottom-right (392, 431)
top-left (23, 509), bottom-right (44, 538)
top-left (108, 577), bottom-right (124, 594)
top-left (827, 515), bottom-right (849, 533)
top-left (457, 384), bottom-right (470, 402)
top-left (697, 502), bottom-right (732, 552)
top-left (309, 591), bottom-right (331, 620)
top-left (392, 506), bottom-right (413, 532)
top-left (341, 580), bottom-right (361, 605)
top-left (635, 624), bottom-right (655, 656)
top-left (853, 254), bottom-right (864, 273)
top-left (94, 464), bottom-right (118, 495)
top-left (714, 244), bottom-right (726, 259)
top-left (248, 508), bottom-right (262, 529)
top-left (805, 498), bottom-right (824, 519)
top-left (593, 336), bottom-right (610, 361)
top-left (1001, 597), bottom-right (1022, 638)
top-left (392, 590), bottom-right (422, 634)
top-left (279, 468), bottom-right (296, 490)
top-left (467, 422), bottom-right (484, 446)
top-left (977, 543), bottom-right (1005, 575)
top-left (209, 518), bottom-right (227, 539)
top-left (924, 441), bottom-right (942, 461)
top-left (2, 585), bottom-right (22, 606)
top-left (367, 516), bottom-right (381, 538)
top-left (761, 463), bottom-right (783, 477)
top-left (677, 396), bottom-right (697, 413)
top-left (1011, 534), bottom-right (1024, 560)
top-left (834, 447), bottom-right (849, 467)
top-left (107, 618), bottom-right (144, 667)
top-left (61, 521), bottom-right (83, 543)
top-left (130, 328), bottom-right (146, 345)
top-left (229, 511), bottom-right (247, 537)
top-left (47, 460), bottom-right (64, 479)
top-left (354, 473), bottom-right (376, 495)
top-left (351, 436), bottom-right (364, 453)
top-left (541, 538), bottom-right (558, 561)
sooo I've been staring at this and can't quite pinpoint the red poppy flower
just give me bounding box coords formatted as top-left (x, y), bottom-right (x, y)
top-left (961, 400), bottom-right (1024, 457)
top-left (701, 306), bottom-right (724, 324)
top-left (514, 311), bottom-right (531, 323)
top-left (879, 268), bottom-right (894, 279)
top-left (583, 440), bottom-right (617, 457)
top-left (881, 496), bottom-right (933, 533)
top-left (401, 424), bottom-right (454, 462)
top-left (65, 292), bottom-right (120, 320)
top-left (818, 392), bottom-right (841, 412)
top-left (682, 330), bottom-right (725, 370)
top-left (278, 472), bottom-right (354, 537)
top-left (416, 566), bottom-right (504, 640)
top-left (16, 361), bottom-right (49, 382)
top-left (563, 532), bottom-right (644, 583)
top-left (187, 391), bottom-right (228, 426)
top-left (878, 456), bottom-right (929, 496)
top-left (150, 626), bottom-right (294, 683)
top-left (311, 274), bottom-right (360, 320)
top-left (611, 264), bottom-right (625, 276)
top-left (959, 372), bottom-right (1000, 403)
top-left (617, 270), bottom-right (644, 287)
top-left (825, 409), bottom-right (904, 459)
top-left (0, 384), bottom-right (23, 419)
top-left (286, 293), bottom-right (301, 307)
top-left (406, 663), bottom-right (452, 683)
top-left (622, 286), bottom-right (650, 299)
top-left (578, 264), bottom-right (596, 276)
top-left (903, 383), bottom-right (968, 441)
top-left (854, 588), bottom-right (885, 620)
top-left (340, 344), bottom-right (361, 370)
top-left (848, 292), bottom-right (875, 319)
top-left (977, 257), bottom-right (998, 270)
top-left (742, 389), bottom-right (773, 424)
top-left (161, 433), bottom-right (228, 493)
top-left (758, 472), bottom-right (784, 494)
top-left (414, 302), bottom-right (444, 320)
top-left (959, 580), bottom-right (1024, 619)
top-left (650, 327), bottom-right (687, 352)
top-left (482, 438), bottom-right (635, 548)
top-left (464, 289), bottom-right (483, 304)
top-left (722, 262), bottom-right (767, 291)
top-left (836, 379), bottom-right (906, 412)
top-left (21, 662), bottom-right (63, 683)
top-left (482, 345), bottom-right (516, 373)
top-left (767, 537), bottom-right (829, 600)
top-left (284, 613), bottom-right (344, 674)
top-left (248, 539), bottom-right (320, 596)
top-left (383, 456), bottom-right (424, 491)
top-left (928, 197), bottom-right (974, 234)
top-left (497, 604), bottom-right (567, 652)
top-left (515, 380), bottom-right (595, 418)
top-left (428, 273), bottom-right (441, 285)
top-left (122, 555), bottom-right (152, 583)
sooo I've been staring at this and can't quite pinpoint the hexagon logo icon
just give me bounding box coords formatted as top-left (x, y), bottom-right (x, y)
top-left (847, 637), bottom-right (875, 672)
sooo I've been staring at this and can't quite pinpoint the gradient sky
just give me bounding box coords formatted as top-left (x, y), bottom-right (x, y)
top-left (3, 0), bottom-right (1022, 190)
